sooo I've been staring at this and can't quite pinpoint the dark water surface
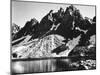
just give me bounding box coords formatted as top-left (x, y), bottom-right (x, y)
top-left (12, 56), bottom-right (96, 74)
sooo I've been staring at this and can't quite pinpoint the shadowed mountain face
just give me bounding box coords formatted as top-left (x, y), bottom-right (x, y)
top-left (51, 6), bottom-right (96, 46)
top-left (12, 18), bottom-right (39, 41)
top-left (12, 5), bottom-right (96, 43)
top-left (11, 5), bottom-right (96, 59)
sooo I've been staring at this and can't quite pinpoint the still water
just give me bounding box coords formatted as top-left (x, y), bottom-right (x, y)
top-left (12, 56), bottom-right (96, 74)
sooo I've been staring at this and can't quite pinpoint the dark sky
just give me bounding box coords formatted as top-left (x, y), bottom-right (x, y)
top-left (12, 1), bottom-right (95, 27)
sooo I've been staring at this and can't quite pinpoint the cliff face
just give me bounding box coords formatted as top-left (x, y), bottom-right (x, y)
top-left (12, 18), bottom-right (39, 41)
top-left (12, 5), bottom-right (96, 59)
top-left (12, 34), bottom-right (81, 58)
top-left (12, 23), bottom-right (20, 38)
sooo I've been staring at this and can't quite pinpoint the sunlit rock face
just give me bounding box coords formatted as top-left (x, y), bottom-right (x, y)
top-left (58, 35), bottom-right (81, 56)
top-left (12, 34), bottom-right (65, 58)
top-left (12, 33), bottom-right (82, 59)
top-left (88, 35), bottom-right (96, 49)
top-left (68, 35), bottom-right (96, 57)
top-left (12, 23), bottom-right (20, 34)
top-left (12, 23), bottom-right (20, 39)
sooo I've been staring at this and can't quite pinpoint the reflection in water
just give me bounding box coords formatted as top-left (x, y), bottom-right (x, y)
top-left (12, 57), bottom-right (96, 74)
top-left (12, 59), bottom-right (56, 73)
